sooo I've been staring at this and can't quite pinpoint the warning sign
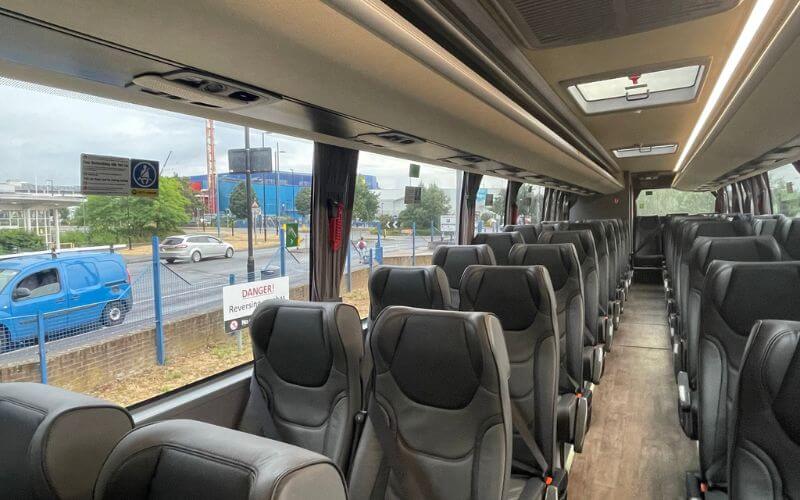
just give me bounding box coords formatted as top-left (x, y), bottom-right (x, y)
top-left (223, 276), bottom-right (290, 333)
top-left (130, 159), bottom-right (159, 197)
top-left (81, 154), bottom-right (131, 196)
top-left (285, 223), bottom-right (299, 248)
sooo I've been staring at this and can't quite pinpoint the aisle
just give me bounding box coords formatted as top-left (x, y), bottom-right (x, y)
top-left (568, 283), bottom-right (698, 499)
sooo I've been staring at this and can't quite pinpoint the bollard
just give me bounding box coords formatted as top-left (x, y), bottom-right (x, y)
top-left (412, 221), bottom-right (416, 265)
top-left (279, 227), bottom-right (286, 277)
top-left (430, 219), bottom-right (434, 243)
top-left (152, 236), bottom-right (165, 365)
top-left (37, 312), bottom-right (47, 384)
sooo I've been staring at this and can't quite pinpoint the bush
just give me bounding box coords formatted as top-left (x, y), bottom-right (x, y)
top-left (0, 230), bottom-right (46, 253)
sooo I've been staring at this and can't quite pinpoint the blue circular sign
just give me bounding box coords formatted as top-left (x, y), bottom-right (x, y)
top-left (132, 161), bottom-right (157, 188)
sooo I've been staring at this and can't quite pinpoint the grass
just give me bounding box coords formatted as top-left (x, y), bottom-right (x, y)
top-left (88, 335), bottom-right (254, 407)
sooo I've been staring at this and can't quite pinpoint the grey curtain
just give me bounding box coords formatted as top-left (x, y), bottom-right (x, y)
top-left (459, 172), bottom-right (483, 244)
top-left (505, 181), bottom-right (522, 226)
top-left (310, 143), bottom-right (359, 301)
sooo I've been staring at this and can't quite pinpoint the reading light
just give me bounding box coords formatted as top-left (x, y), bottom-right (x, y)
top-left (673, 0), bottom-right (774, 173)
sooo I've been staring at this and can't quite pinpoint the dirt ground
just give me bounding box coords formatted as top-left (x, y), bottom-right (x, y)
top-left (341, 287), bottom-right (370, 319)
top-left (89, 334), bottom-right (254, 407)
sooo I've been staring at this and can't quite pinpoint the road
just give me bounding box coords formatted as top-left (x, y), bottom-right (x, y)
top-left (0, 234), bottom-right (443, 364)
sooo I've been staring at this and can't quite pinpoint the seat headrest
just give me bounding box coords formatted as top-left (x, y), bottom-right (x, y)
top-left (508, 243), bottom-right (579, 291)
top-left (705, 261), bottom-right (800, 338)
top-left (249, 300), bottom-right (360, 387)
top-left (93, 419), bottom-right (347, 500)
top-left (0, 383), bottom-right (132, 500)
top-left (539, 229), bottom-right (595, 266)
top-left (568, 222), bottom-right (608, 255)
top-left (502, 224), bottom-right (541, 243)
top-left (369, 306), bottom-right (509, 411)
top-left (685, 219), bottom-right (754, 246)
top-left (471, 232), bottom-right (524, 264)
top-left (431, 244), bottom-right (496, 289)
top-left (369, 265), bottom-right (451, 321)
top-left (460, 265), bottom-right (556, 331)
top-left (776, 217), bottom-right (800, 259)
top-left (690, 236), bottom-right (782, 276)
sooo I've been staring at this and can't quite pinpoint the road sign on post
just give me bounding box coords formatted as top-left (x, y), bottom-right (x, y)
top-left (223, 276), bottom-right (290, 333)
top-left (81, 154), bottom-right (160, 197)
top-left (130, 159), bottom-right (159, 197)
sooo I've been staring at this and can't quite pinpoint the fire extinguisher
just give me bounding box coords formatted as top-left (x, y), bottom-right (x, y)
top-left (328, 199), bottom-right (343, 251)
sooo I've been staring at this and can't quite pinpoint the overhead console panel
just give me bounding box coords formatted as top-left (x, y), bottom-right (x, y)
top-left (0, 0), bottom-right (623, 194)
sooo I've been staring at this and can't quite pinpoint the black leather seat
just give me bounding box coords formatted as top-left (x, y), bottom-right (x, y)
top-left (633, 215), bottom-right (664, 269)
top-left (728, 320), bottom-right (800, 500)
top-left (368, 265), bottom-right (451, 321)
top-left (242, 300), bottom-right (363, 471)
top-left (598, 220), bottom-right (623, 319)
top-left (0, 382), bottom-right (133, 500)
top-left (473, 231), bottom-right (524, 265)
top-left (569, 221), bottom-right (614, 349)
top-left (693, 261), bottom-right (800, 496)
top-left (431, 244), bottom-right (496, 308)
top-left (94, 419), bottom-right (347, 500)
top-left (775, 216), bottom-right (800, 259)
top-left (459, 265), bottom-right (561, 480)
top-left (348, 306), bottom-right (539, 499)
top-left (503, 224), bottom-right (542, 243)
top-left (675, 236), bottom-right (782, 439)
top-left (508, 243), bottom-right (590, 454)
top-left (539, 229), bottom-right (606, 384)
top-left (752, 214), bottom-right (785, 236)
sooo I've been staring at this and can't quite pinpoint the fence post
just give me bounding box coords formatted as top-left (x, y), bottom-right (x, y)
top-left (369, 248), bottom-right (374, 276)
top-left (279, 227), bottom-right (286, 277)
top-left (37, 311), bottom-right (47, 384)
top-left (346, 242), bottom-right (352, 293)
top-left (412, 221), bottom-right (416, 265)
top-left (430, 219), bottom-right (434, 243)
top-left (152, 236), bottom-right (165, 365)
top-left (227, 274), bottom-right (243, 352)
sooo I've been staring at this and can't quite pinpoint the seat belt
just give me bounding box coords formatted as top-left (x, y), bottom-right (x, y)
top-left (238, 376), bottom-right (281, 441)
top-left (632, 223), bottom-right (665, 256)
top-left (510, 403), bottom-right (549, 480)
top-left (367, 398), bottom-right (437, 500)
top-left (346, 349), bottom-right (372, 478)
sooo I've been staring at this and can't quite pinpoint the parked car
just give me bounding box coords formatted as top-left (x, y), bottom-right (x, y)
top-left (159, 235), bottom-right (234, 263)
top-left (0, 251), bottom-right (133, 352)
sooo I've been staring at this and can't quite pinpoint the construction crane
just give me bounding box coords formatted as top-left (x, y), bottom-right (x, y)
top-left (205, 119), bottom-right (217, 213)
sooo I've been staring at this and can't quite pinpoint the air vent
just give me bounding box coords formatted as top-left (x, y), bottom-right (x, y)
top-left (354, 131), bottom-right (425, 149)
top-left (488, 0), bottom-right (740, 48)
top-left (613, 143), bottom-right (678, 158)
top-left (441, 155), bottom-right (488, 166)
top-left (129, 71), bottom-right (281, 109)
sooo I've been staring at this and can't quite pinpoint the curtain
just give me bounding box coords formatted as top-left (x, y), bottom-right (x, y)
top-left (309, 143), bottom-right (359, 301)
top-left (505, 181), bottom-right (522, 226)
top-left (794, 160), bottom-right (800, 176)
top-left (757, 172), bottom-right (772, 214)
top-left (459, 172), bottom-right (483, 244)
top-left (714, 188), bottom-right (725, 213)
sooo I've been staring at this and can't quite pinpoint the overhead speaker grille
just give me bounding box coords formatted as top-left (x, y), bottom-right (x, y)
top-left (488, 0), bottom-right (741, 48)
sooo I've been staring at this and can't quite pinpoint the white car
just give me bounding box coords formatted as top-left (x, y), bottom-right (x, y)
top-left (159, 235), bottom-right (234, 263)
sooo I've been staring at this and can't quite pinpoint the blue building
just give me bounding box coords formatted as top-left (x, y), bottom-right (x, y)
top-left (189, 172), bottom-right (379, 218)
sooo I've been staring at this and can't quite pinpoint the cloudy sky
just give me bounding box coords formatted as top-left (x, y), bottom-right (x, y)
top-left (0, 78), bottom-right (505, 191)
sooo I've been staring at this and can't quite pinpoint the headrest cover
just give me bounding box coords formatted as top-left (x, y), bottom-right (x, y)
top-left (538, 229), bottom-right (595, 266)
top-left (690, 236), bottom-right (782, 276)
top-left (471, 232), bottom-right (524, 264)
top-left (502, 224), bottom-right (541, 243)
top-left (432, 245), bottom-right (496, 288)
top-left (369, 265), bottom-right (451, 320)
top-left (508, 244), bottom-right (578, 291)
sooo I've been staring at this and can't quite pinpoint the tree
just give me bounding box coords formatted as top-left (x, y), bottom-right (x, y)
top-left (295, 187), bottom-right (311, 216)
top-left (176, 176), bottom-right (205, 217)
top-left (397, 183), bottom-right (451, 229)
top-left (0, 230), bottom-right (45, 253)
top-left (229, 181), bottom-right (257, 219)
top-left (353, 175), bottom-right (380, 222)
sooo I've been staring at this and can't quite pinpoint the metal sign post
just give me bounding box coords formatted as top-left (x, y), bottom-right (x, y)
top-left (244, 127), bottom-right (255, 280)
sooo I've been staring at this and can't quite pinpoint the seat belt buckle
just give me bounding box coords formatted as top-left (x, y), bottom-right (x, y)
top-left (544, 469), bottom-right (567, 500)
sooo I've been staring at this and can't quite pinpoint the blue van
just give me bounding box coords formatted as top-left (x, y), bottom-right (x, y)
top-left (0, 252), bottom-right (133, 351)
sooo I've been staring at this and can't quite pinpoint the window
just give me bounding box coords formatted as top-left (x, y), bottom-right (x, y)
top-left (16, 268), bottom-right (61, 299)
top-left (768, 163), bottom-right (800, 217)
top-left (0, 269), bottom-right (19, 293)
top-left (514, 184), bottom-right (545, 224)
top-left (475, 175), bottom-right (507, 233)
top-left (66, 263), bottom-right (100, 290)
top-left (567, 64), bottom-right (705, 114)
top-left (635, 189), bottom-right (715, 216)
top-left (341, 152), bottom-right (459, 319)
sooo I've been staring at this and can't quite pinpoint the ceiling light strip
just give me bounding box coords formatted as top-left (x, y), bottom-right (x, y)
top-left (672, 0), bottom-right (774, 173)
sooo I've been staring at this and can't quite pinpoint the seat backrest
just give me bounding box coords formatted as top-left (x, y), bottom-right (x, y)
top-left (539, 229), bottom-right (601, 347)
top-left (503, 224), bottom-right (541, 243)
top-left (541, 221), bottom-right (566, 233)
top-left (94, 419), bottom-right (347, 500)
top-left (368, 265), bottom-right (451, 321)
top-left (600, 220), bottom-right (620, 286)
top-left (0, 382), bottom-right (133, 500)
top-left (666, 215), bottom-right (708, 276)
top-left (348, 307), bottom-right (512, 500)
top-left (459, 265), bottom-right (559, 474)
top-left (569, 221), bottom-right (611, 311)
top-left (431, 244), bottom-right (496, 307)
top-left (699, 261), bottom-right (800, 486)
top-left (243, 300), bottom-right (363, 470)
top-left (684, 236), bottom-right (782, 388)
top-left (729, 320), bottom-right (800, 500)
top-left (633, 216), bottom-right (663, 264)
top-left (752, 214), bottom-right (785, 236)
top-left (775, 216), bottom-right (800, 259)
top-left (472, 232), bottom-right (524, 264)
top-left (509, 243), bottom-right (584, 393)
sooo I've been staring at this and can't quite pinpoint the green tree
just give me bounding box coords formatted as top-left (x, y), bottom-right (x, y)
top-left (295, 186), bottom-right (311, 216)
top-left (176, 176), bottom-right (205, 217)
top-left (229, 181), bottom-right (257, 219)
top-left (397, 183), bottom-right (451, 229)
top-left (353, 175), bottom-right (380, 222)
top-left (0, 230), bottom-right (45, 253)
